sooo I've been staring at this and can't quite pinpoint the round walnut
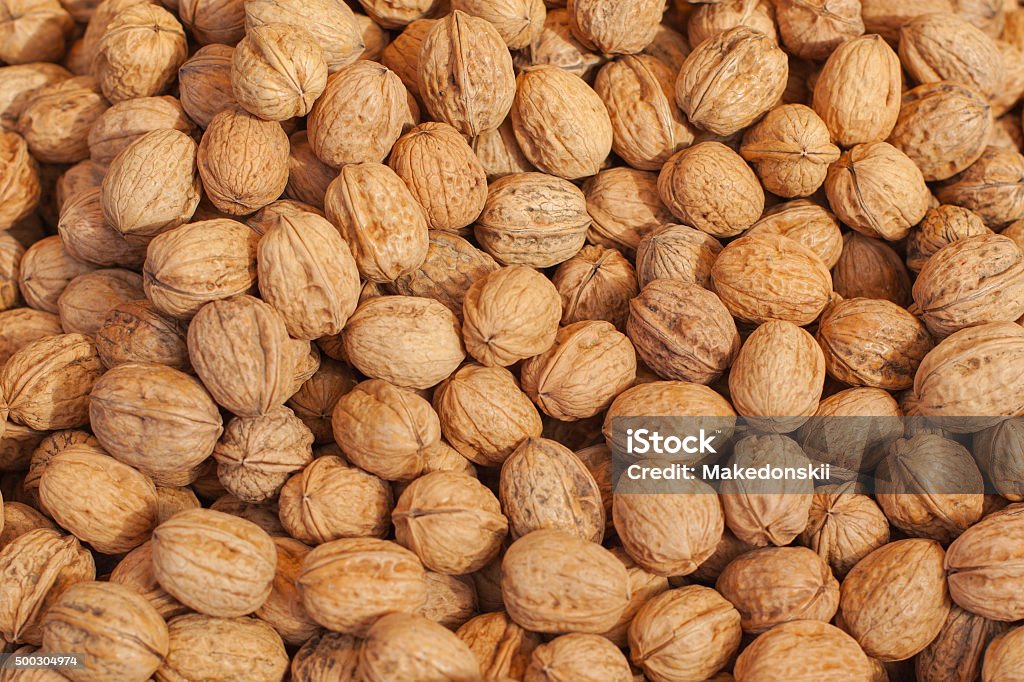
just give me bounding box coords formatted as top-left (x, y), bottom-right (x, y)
top-left (945, 503), bottom-right (1024, 621)
top-left (716, 546), bottom-right (840, 634)
top-left (524, 633), bottom-right (631, 682)
top-left (39, 445), bottom-right (158, 554)
top-left (913, 234), bottom-right (1024, 337)
top-left (285, 358), bottom-right (357, 444)
top-left (57, 188), bottom-right (148, 269)
top-left (307, 60), bottom-right (417, 168)
top-left (297, 537), bottom-right (426, 636)
top-left (840, 538), bottom-right (951, 661)
top-left (0, 309), bottom-right (62, 368)
top-left (94, 300), bottom-right (189, 373)
top-left (658, 142), bottom-right (764, 238)
top-left (614, 471), bottom-right (724, 577)
top-left (393, 470), bottom-right (507, 575)
top-left (825, 142), bottom-right (931, 241)
top-left (434, 363), bottom-right (543, 467)
top-left (0, 0), bottom-right (72, 65)
top-left (87, 95), bottom-right (194, 169)
top-left (152, 508), bottom-right (276, 617)
top-left (41, 581), bottom-right (168, 682)
top-left (17, 76), bottom-right (108, 164)
top-left (177, 44), bottom-right (237, 129)
top-left (176, 0), bottom-right (245, 46)
top-left (747, 200), bottom-right (843, 269)
top-left (899, 12), bottom-right (1004, 101)
top-left (552, 245), bottom-right (637, 330)
top-left (357, 612), bottom-right (481, 682)
top-left (324, 161), bottom-right (429, 283)
top-left (244, 0), bottom-right (364, 73)
top-left (93, 3), bottom-right (188, 103)
top-left (89, 363), bottom-right (222, 486)
top-left (712, 233), bottom-right (832, 326)
top-left (17, 236), bottom-right (98, 315)
top-left (450, 0), bottom-right (543, 50)
top-left (914, 322), bottom-right (1024, 432)
top-left (231, 24), bottom-right (327, 121)
top-left (733, 620), bottom-right (873, 682)
top-left (567, 0), bottom-right (662, 55)
top-left (585, 167), bottom-right (672, 256)
top-left (833, 232), bottom-right (912, 306)
top-left (213, 407), bottom-right (314, 503)
top-left (388, 122), bottom-right (487, 233)
top-left (935, 146), bottom-right (1024, 229)
top-left (56, 268), bottom-right (143, 336)
top-left (474, 172), bottom-right (590, 268)
top-left (332, 379), bottom-right (439, 481)
top-left (0, 62), bottom-right (70, 131)
top-left (889, 82), bottom-right (993, 182)
top-left (675, 27), bottom-right (788, 136)
top-left (740, 104), bottom-right (840, 198)
top-left (197, 107), bottom-right (289, 216)
top-left (0, 529), bottom-right (95, 646)
top-left (799, 482), bottom-right (891, 577)
top-left (817, 297), bottom-right (934, 390)
top-left (635, 224), bottom-right (722, 290)
top-left (513, 8), bottom-right (604, 81)
top-left (457, 611), bottom-right (540, 680)
top-left (501, 529), bottom-right (629, 634)
top-left (290, 631), bottom-right (362, 682)
top-left (0, 131), bottom-right (40, 231)
top-left (520, 320), bottom-right (636, 420)
top-left (418, 570), bottom-right (478, 630)
top-left (160, 614), bottom-right (288, 682)
top-left (907, 204), bottom-right (990, 272)
top-left (142, 218), bottom-right (258, 320)
top-left (0, 501), bottom-right (56, 551)
top-left (462, 265), bottom-right (561, 367)
top-left (0, 333), bottom-right (101, 431)
top-left (628, 586), bottom-right (742, 682)
top-left (876, 434), bottom-right (985, 543)
top-left (342, 296), bottom-right (465, 390)
top-left (419, 11), bottom-right (515, 139)
top-left (511, 65), bottom-right (613, 180)
top-left (628, 279), bottom-right (739, 385)
top-left (187, 295), bottom-right (301, 417)
top-left (391, 231), bottom-right (500, 319)
top-left (775, 0), bottom-right (865, 61)
top-left (593, 54), bottom-right (695, 171)
top-left (21, 430), bottom-right (100, 506)
top-left (687, 0), bottom-right (777, 47)
top-left (981, 625), bottom-right (1024, 682)
top-left (974, 419), bottom-right (1024, 501)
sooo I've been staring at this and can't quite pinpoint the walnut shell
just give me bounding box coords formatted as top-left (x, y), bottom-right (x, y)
top-left (915, 605), bottom-right (1007, 682)
top-left (593, 54), bottom-right (695, 171)
top-left (521, 320), bottom-right (636, 420)
top-left (0, 529), bottom-right (95, 645)
top-left (658, 141), bottom-right (764, 238)
top-left (511, 65), bottom-right (613, 180)
top-left (0, 333), bottom-right (101, 431)
top-left (152, 507), bottom-right (276, 617)
top-left (935, 146), bottom-right (1024, 229)
top-left (158, 614), bottom-right (288, 682)
top-left (342, 296), bottom-right (465, 390)
top-left (861, 0), bottom-right (955, 42)
top-left (245, 0), bottom-right (363, 72)
top-left (832, 231), bottom-right (912, 306)
top-left (94, 301), bottom-right (189, 374)
top-left (524, 633), bottom-right (631, 682)
top-left (675, 27), bottom-right (788, 136)
top-left (775, 0), bottom-right (865, 61)
top-left (973, 418), bottom-right (1024, 501)
top-left (628, 279), bottom-right (739, 385)
top-left (177, 0), bottom-right (245, 45)
top-left (419, 11), bottom-right (516, 138)
top-left (733, 620), bottom-right (873, 682)
top-left (840, 538), bottom-right (951, 661)
top-left (16, 236), bottom-right (97, 315)
top-left (285, 357), bottom-right (356, 444)
top-left (0, 62), bottom-right (70, 132)
top-left (825, 141), bottom-right (931, 241)
top-left (451, 0), bottom-right (545, 50)
top-left (0, 233), bottom-right (23, 312)
top-left (585, 166), bottom-right (674, 255)
top-left (635, 223), bottom-right (722, 290)
top-left (21, 430), bottom-right (100, 507)
top-left (39, 445), bottom-right (158, 554)
top-left (688, 0), bottom-right (777, 47)
top-left (914, 234), bottom-right (1024, 337)
top-left (817, 297), bottom-right (934, 390)
top-left (155, 486), bottom-right (201, 525)
top-left (254, 537), bottom-right (318, 645)
top-left (197, 106), bottom-right (289, 216)
top-left (283, 131), bottom-right (333, 210)
top-left (889, 81), bottom-right (994, 181)
top-left (899, 12), bottom-right (1004, 101)
top-left (17, 76), bottom-right (108, 164)
top-left (86, 95), bottom-right (194, 169)
top-left (750, 200), bottom-right (843, 268)
top-left (41, 581), bottom-right (168, 682)
top-left (93, 4), bottom-right (188, 103)
top-left (812, 34), bottom-right (902, 147)
top-left (324, 161), bottom-right (429, 283)
top-left (0, 309), bottom-right (62, 367)
top-left (56, 268), bottom-right (144, 336)
top-left (567, 0), bottom-right (662, 55)
top-left (945, 502), bottom-right (1024, 621)
top-left (380, 18), bottom-right (437, 97)
top-left (391, 231), bottom-right (500, 319)
top-left (359, 0), bottom-right (444, 29)
top-left (456, 611), bottom-right (541, 680)
top-left (906, 204), bottom-right (991, 272)
top-left (0, 501), bottom-right (55, 551)
top-left (231, 24), bottom-right (327, 121)
top-left (514, 8), bottom-right (604, 81)
top-left (628, 585), bottom-right (742, 682)
top-left (740, 103), bottom-right (840, 198)
top-left (799, 481), bottom-right (891, 577)
top-left (290, 631), bottom-right (361, 682)
top-left (213, 407), bottom-right (313, 503)
top-left (0, 131), bottom-right (40, 231)
top-left (298, 537), bottom-right (426, 635)
top-left (177, 44), bottom-right (236, 129)
top-left (983, 629), bottom-right (1024, 682)
top-left (57, 188), bottom-right (148, 269)
top-left (552, 245), bottom-right (638, 330)
top-left (501, 529), bottom-right (629, 634)
top-left (358, 611), bottom-right (481, 682)
top-left (0, 0), bottom-right (72, 65)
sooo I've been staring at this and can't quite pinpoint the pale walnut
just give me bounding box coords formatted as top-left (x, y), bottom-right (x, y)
top-left (21, 430), bottom-right (100, 507)
top-left (524, 633), bottom-right (632, 682)
top-left (0, 131), bottom-right (40, 231)
top-left (688, 0), bottom-right (777, 47)
top-left (935, 146), bottom-right (1024, 229)
top-left (0, 62), bottom-right (70, 132)
top-left (0, 0), bottom-right (73, 65)
top-left (944, 503), bottom-right (1024, 622)
top-left (17, 236), bottom-right (97, 315)
top-left (356, 13), bottom-right (389, 60)
top-left (0, 309), bottom-right (62, 368)
top-left (87, 95), bottom-right (194, 168)
top-left (775, 0), bottom-right (865, 61)
top-left (158, 614), bottom-right (288, 682)
top-left (57, 188), bottom-right (148, 269)
top-left (860, 0), bottom-right (955, 42)
top-left (93, 4), bottom-right (188, 103)
top-left (740, 104), bottom-right (840, 198)
top-left (733, 620), bottom-right (873, 682)
top-left (906, 204), bottom-right (990, 272)
top-left (643, 24), bottom-right (691, 73)
top-left (56, 268), bottom-right (143, 336)
top-left (178, 0), bottom-right (245, 45)
top-left (514, 9), bottom-right (604, 81)
top-left (358, 612), bottom-right (481, 682)
top-left (358, 0), bottom-right (444, 28)
top-left (552, 245), bottom-right (638, 329)
top-left (567, 0), bottom-right (663, 55)
top-left (0, 501), bottom-right (56, 551)
top-left (635, 224), bottom-right (722, 290)
top-left (284, 131), bottom-right (333, 210)
top-left (832, 232), bottom-right (912, 306)
top-left (899, 12), bottom-right (1004, 101)
top-left (799, 482), bottom-right (891, 577)
top-left (56, 160), bottom-right (105, 212)
top-left (245, 0), bottom-right (364, 72)
top-left (231, 24), bottom-right (328, 121)
top-left (748, 200), bottom-right (842, 268)
top-left (456, 611), bottom-right (540, 681)
top-left (155, 486), bottom-right (200, 524)
top-left (418, 571), bottom-right (478, 630)
top-left (451, 0), bottom-right (545, 49)
top-left (511, 65), bottom-right (613, 180)
top-left (285, 358), bottom-right (357, 444)
top-left (17, 76), bottom-right (108, 164)
top-left (177, 44), bottom-right (237, 129)
top-left (585, 167), bottom-right (674, 255)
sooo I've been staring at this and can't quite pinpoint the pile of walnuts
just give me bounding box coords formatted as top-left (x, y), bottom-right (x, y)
top-left (3, 0), bottom-right (1024, 680)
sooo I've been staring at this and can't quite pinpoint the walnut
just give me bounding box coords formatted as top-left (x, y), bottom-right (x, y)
top-left (799, 482), bottom-right (891, 577)
top-left (739, 103), bottom-right (840, 198)
top-left (511, 65), bottom-right (613, 179)
top-left (643, 24), bottom-right (690, 73)
top-left (832, 231), bottom-right (912, 306)
top-left (775, 0), bottom-right (864, 61)
top-left (358, 612), bottom-right (481, 682)
top-left (451, 0), bottom-right (545, 50)
top-left (56, 189), bottom-right (145, 270)
top-left (17, 236), bottom-right (97, 315)
top-left (585, 166), bottom-right (674, 255)
top-left (178, 0), bottom-right (245, 45)
top-left (635, 223), bottom-right (721, 290)
top-left (658, 142), bottom-right (764, 238)
top-left (231, 24), bottom-right (327, 121)
top-left (177, 44), bottom-right (237, 129)
top-left (56, 268), bottom-right (142, 336)
top-left (0, 501), bottom-right (56, 551)
top-left (160, 614), bottom-right (289, 682)
top-left (197, 106), bottom-right (290, 216)
top-left (935, 146), bottom-right (1024, 229)
top-left (906, 204), bottom-right (991, 272)
top-left (358, 0), bottom-right (444, 28)
top-left (0, 62), bottom-right (70, 132)
top-left (143, 219), bottom-right (259, 320)
top-left (290, 631), bottom-right (361, 682)
top-left (514, 9), bottom-right (604, 81)
top-left (0, 0), bottom-right (73, 65)
top-left (733, 620), bottom-right (873, 681)
top-left (0, 234), bottom-right (23, 312)
top-left (524, 633), bottom-right (631, 682)
top-left (0, 131), bottom-right (40, 231)
top-left (434, 363), bottom-right (543, 467)
top-left (457, 611), bottom-right (540, 680)
top-left (917, 605), bottom-right (1009, 682)
top-left (462, 265), bottom-right (561, 367)
top-left (283, 131), bottom-right (333, 210)
top-left (285, 358), bottom-right (357, 444)
top-left (17, 76), bottom-right (108, 164)
top-left (860, 0), bottom-right (954, 42)
top-left (93, 4), bottom-right (188, 103)
top-left (245, 0), bottom-right (364, 72)
top-left (342, 296), bottom-right (465, 390)
top-left (0, 309), bottom-right (62, 367)
top-left (419, 11), bottom-right (516, 138)
top-left (899, 12), bottom-right (1004, 101)
top-left (391, 231), bottom-right (500, 319)
top-left (474, 172), bottom-right (589, 268)
top-left (155, 486), bottom-right (201, 525)
top-left (418, 571), bottom-right (478, 630)
top-left (213, 407), bottom-right (313, 503)
top-left (946, 503), bottom-right (1024, 621)
top-left (552, 245), bottom-right (638, 330)
top-left (688, 0), bottom-right (777, 47)
top-left (87, 95), bottom-right (194, 168)
top-left (254, 537), bottom-right (318, 646)
top-left (380, 18), bottom-right (437, 97)
top-left (974, 418), bottom-right (1024, 501)
top-left (94, 300), bottom-right (191, 373)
